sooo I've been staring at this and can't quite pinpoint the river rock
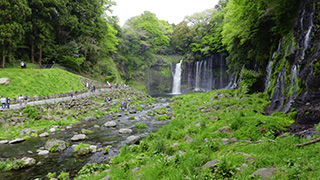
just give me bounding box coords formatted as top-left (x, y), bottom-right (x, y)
top-left (81, 129), bottom-right (93, 134)
top-left (94, 125), bottom-right (100, 128)
top-left (45, 139), bottom-right (67, 151)
top-left (71, 134), bottom-right (86, 141)
top-left (104, 121), bottom-right (117, 127)
top-left (119, 128), bottom-right (132, 134)
top-left (19, 128), bottom-right (32, 135)
top-left (80, 116), bottom-right (97, 121)
top-left (0, 78), bottom-right (10, 85)
top-left (38, 150), bottom-right (49, 155)
top-left (126, 135), bottom-right (141, 144)
top-left (39, 132), bottom-right (49, 137)
top-left (251, 168), bottom-right (278, 179)
top-left (89, 145), bottom-right (97, 153)
top-left (20, 157), bottom-right (36, 167)
top-left (0, 140), bottom-right (9, 144)
top-left (9, 138), bottom-right (25, 144)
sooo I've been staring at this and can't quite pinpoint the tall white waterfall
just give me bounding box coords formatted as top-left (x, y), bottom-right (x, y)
top-left (172, 60), bottom-right (182, 94)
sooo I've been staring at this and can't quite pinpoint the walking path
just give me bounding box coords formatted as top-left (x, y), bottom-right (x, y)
top-left (0, 88), bottom-right (112, 111)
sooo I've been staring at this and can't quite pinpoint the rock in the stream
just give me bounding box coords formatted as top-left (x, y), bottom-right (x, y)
top-left (104, 121), bottom-right (117, 127)
top-left (38, 150), bottom-right (49, 155)
top-left (0, 140), bottom-right (9, 144)
top-left (126, 135), bottom-right (141, 144)
top-left (19, 157), bottom-right (36, 167)
top-left (119, 128), bottom-right (132, 134)
top-left (9, 138), bottom-right (25, 144)
top-left (45, 139), bottom-right (67, 151)
top-left (71, 134), bottom-right (86, 141)
top-left (39, 132), bottom-right (49, 137)
top-left (80, 116), bottom-right (97, 121)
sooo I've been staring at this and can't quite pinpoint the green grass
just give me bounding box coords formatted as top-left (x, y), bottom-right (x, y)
top-left (79, 89), bottom-right (320, 179)
top-left (0, 68), bottom-right (85, 98)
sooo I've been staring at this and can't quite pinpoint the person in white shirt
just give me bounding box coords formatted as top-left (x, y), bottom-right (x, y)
top-left (1, 96), bottom-right (6, 109)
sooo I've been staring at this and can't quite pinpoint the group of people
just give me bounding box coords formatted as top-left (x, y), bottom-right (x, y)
top-left (120, 95), bottom-right (131, 110)
top-left (20, 61), bottom-right (27, 68)
top-left (1, 96), bottom-right (11, 109)
top-left (0, 94), bottom-right (28, 109)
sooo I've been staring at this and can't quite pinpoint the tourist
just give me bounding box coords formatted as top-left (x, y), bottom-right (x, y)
top-left (20, 61), bottom-right (24, 69)
top-left (18, 95), bottom-right (23, 106)
top-left (23, 62), bottom-right (27, 68)
top-left (93, 86), bottom-right (96, 92)
top-left (6, 97), bottom-right (11, 109)
top-left (24, 95), bottom-right (28, 105)
top-left (75, 90), bottom-right (78, 97)
top-left (70, 90), bottom-right (74, 98)
top-left (126, 95), bottom-right (131, 108)
top-left (1, 96), bottom-right (6, 109)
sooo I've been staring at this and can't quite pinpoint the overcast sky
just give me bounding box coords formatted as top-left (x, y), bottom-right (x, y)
top-left (111, 0), bottom-right (220, 26)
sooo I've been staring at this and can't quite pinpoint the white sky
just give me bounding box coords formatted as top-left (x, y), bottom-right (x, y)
top-left (111, 0), bottom-right (220, 26)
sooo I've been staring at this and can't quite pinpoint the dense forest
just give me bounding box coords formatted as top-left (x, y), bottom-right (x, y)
top-left (0, 0), bottom-right (300, 85)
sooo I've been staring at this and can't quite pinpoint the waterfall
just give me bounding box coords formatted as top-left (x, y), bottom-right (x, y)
top-left (301, 12), bottom-right (314, 61)
top-left (283, 65), bottom-right (299, 112)
top-left (264, 61), bottom-right (273, 92)
top-left (172, 60), bottom-right (182, 94)
top-left (195, 61), bottom-right (201, 91)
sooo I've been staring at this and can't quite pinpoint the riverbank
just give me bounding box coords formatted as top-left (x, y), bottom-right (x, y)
top-left (76, 89), bottom-right (320, 180)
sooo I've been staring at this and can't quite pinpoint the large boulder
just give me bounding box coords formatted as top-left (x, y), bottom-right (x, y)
top-left (45, 139), bottom-right (67, 151)
top-left (0, 78), bottom-right (10, 85)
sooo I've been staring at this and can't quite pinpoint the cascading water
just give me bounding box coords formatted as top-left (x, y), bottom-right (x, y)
top-left (283, 65), bottom-right (299, 113)
top-left (301, 12), bottom-right (314, 61)
top-left (172, 60), bottom-right (182, 94)
top-left (264, 61), bottom-right (273, 92)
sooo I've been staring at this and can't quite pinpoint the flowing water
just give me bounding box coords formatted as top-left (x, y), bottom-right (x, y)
top-left (172, 60), bottom-right (182, 94)
top-left (0, 99), bottom-right (171, 180)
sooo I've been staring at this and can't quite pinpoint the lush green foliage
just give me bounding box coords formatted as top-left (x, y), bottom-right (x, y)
top-left (74, 89), bottom-right (320, 179)
top-left (0, 0), bottom-right (119, 81)
top-left (0, 68), bottom-right (85, 98)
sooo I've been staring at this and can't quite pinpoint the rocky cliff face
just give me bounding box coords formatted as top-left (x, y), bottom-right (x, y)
top-left (269, 0), bottom-right (320, 126)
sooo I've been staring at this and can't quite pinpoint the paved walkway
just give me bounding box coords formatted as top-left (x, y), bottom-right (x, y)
top-left (0, 88), bottom-right (112, 111)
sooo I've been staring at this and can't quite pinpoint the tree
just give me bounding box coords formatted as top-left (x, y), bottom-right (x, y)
top-left (0, 0), bottom-right (31, 68)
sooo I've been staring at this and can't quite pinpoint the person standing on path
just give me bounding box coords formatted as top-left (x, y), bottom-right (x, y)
top-left (1, 96), bottom-right (6, 109)
top-left (6, 97), bottom-right (11, 109)
top-left (24, 95), bottom-right (28, 105)
top-left (70, 90), bottom-right (74, 98)
top-left (18, 95), bottom-right (23, 106)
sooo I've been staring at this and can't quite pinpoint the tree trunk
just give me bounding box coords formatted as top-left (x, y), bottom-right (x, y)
top-left (31, 43), bottom-right (34, 63)
top-left (38, 47), bottom-right (42, 66)
top-left (0, 54), bottom-right (5, 68)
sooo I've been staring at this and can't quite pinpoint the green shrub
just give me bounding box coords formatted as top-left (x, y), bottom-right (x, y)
top-left (22, 105), bottom-right (39, 119)
top-left (74, 143), bottom-right (90, 153)
top-left (239, 69), bottom-right (259, 94)
top-left (135, 122), bottom-right (147, 129)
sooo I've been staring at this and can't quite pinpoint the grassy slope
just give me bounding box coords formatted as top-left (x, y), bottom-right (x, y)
top-left (0, 68), bottom-right (85, 98)
top-left (76, 89), bottom-right (320, 179)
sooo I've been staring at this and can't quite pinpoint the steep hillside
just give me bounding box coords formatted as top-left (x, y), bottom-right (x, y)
top-left (0, 69), bottom-right (85, 98)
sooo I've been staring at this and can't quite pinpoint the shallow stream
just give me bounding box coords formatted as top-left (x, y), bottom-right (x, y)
top-left (0, 98), bottom-right (171, 179)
